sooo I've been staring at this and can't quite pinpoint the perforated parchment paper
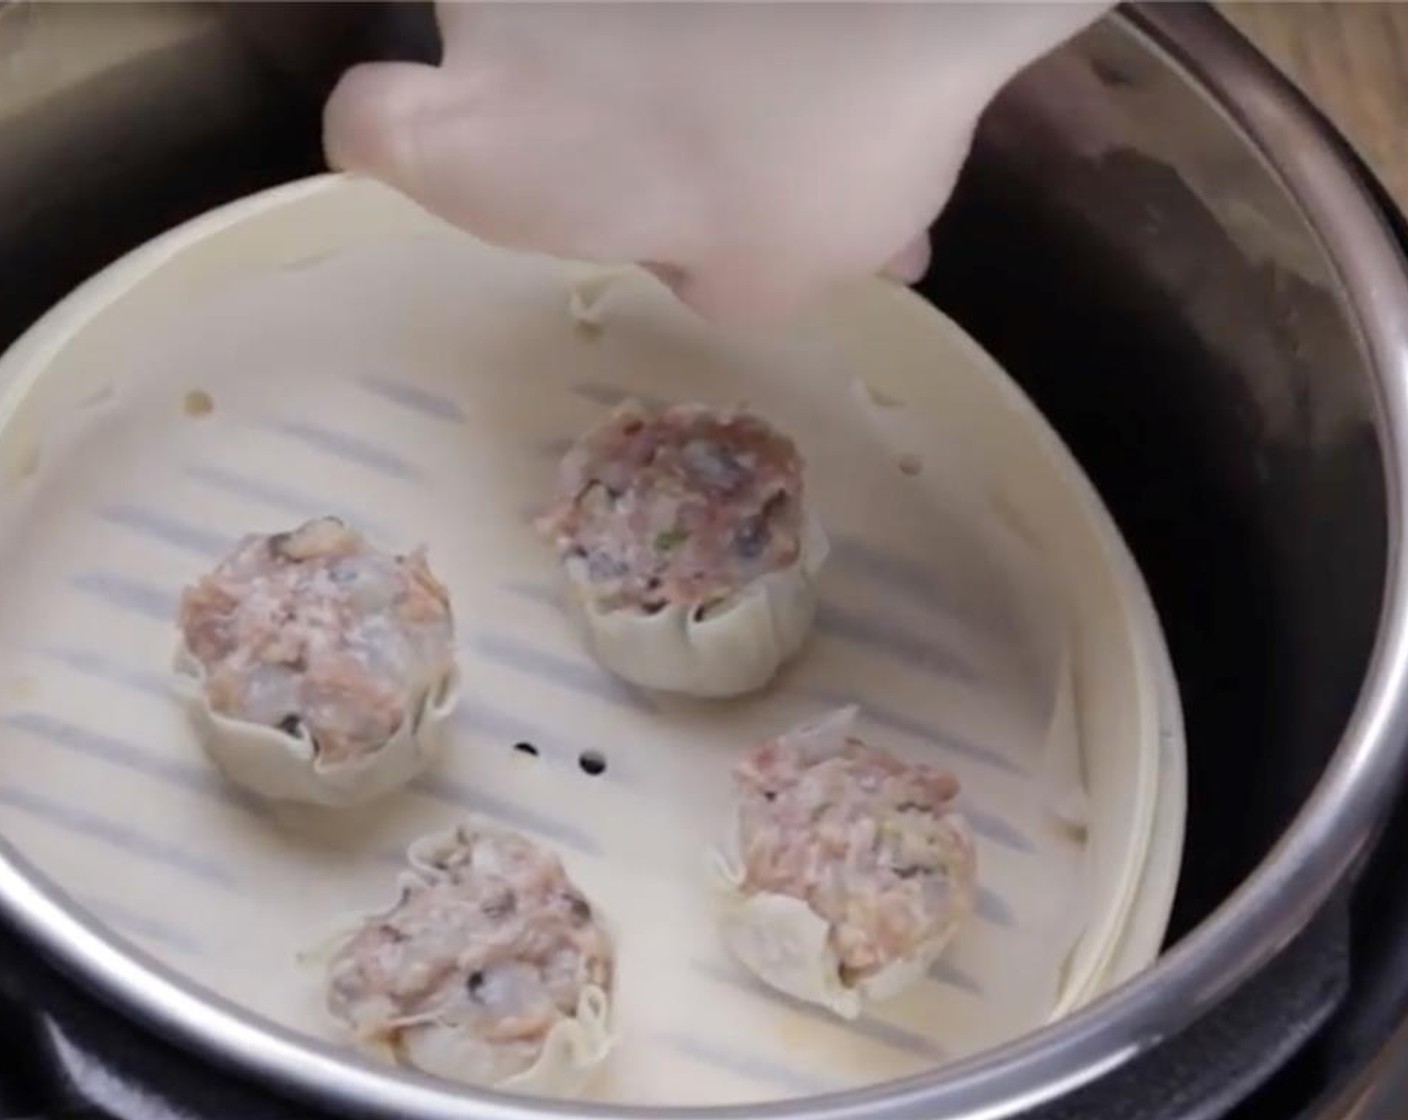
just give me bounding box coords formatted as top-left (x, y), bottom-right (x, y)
top-left (0, 178), bottom-right (1167, 1106)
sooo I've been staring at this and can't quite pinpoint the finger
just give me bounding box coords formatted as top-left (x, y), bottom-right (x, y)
top-left (322, 61), bottom-right (457, 193)
top-left (324, 61), bottom-right (669, 262)
top-left (671, 257), bottom-right (833, 327)
top-left (883, 232), bottom-right (932, 285)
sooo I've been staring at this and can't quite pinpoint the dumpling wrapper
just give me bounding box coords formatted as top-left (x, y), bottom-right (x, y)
top-left (315, 823), bottom-right (614, 1098)
top-left (562, 509), bottom-right (830, 698)
top-left (395, 984), bottom-right (613, 1099)
top-left (709, 706), bottom-right (968, 1019)
top-left (173, 644), bottom-right (461, 807)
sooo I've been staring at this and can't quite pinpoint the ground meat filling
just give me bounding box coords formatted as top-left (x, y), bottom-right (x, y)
top-left (178, 517), bottom-right (454, 765)
top-left (327, 826), bottom-right (613, 1078)
top-left (734, 734), bottom-right (975, 985)
top-left (540, 403), bottom-right (806, 615)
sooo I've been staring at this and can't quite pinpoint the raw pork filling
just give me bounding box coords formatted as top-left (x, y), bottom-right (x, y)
top-left (735, 733), bottom-right (976, 984)
top-left (327, 826), bottom-right (613, 1078)
top-left (179, 517), bottom-right (454, 764)
top-left (540, 403), bottom-right (806, 615)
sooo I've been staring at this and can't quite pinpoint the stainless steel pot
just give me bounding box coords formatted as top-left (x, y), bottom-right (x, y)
top-left (1, 4), bottom-right (1407, 1120)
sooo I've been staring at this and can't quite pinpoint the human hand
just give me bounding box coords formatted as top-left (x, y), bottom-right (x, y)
top-left (324, 3), bottom-right (1110, 323)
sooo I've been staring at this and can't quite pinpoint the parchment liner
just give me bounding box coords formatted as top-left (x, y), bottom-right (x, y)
top-left (0, 177), bottom-right (1182, 1106)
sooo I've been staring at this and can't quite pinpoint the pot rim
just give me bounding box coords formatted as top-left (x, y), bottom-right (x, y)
top-left (1, 6), bottom-right (1406, 1120)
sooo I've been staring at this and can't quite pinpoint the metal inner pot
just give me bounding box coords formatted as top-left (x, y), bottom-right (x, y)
top-left (1, 4), bottom-right (1407, 1119)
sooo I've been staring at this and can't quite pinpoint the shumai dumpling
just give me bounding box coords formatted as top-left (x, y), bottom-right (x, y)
top-left (537, 401), bottom-right (828, 697)
top-left (714, 706), bottom-right (976, 1019)
top-left (175, 516), bottom-right (460, 806)
top-left (325, 822), bottom-right (614, 1097)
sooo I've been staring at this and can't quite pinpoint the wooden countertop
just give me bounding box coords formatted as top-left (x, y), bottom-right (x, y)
top-left (1218, 2), bottom-right (1408, 214)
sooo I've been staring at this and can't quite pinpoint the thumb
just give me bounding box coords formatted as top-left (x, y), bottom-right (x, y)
top-left (883, 233), bottom-right (932, 286)
top-left (322, 61), bottom-right (461, 201)
top-left (673, 255), bottom-right (834, 326)
top-left (323, 61), bottom-right (632, 259)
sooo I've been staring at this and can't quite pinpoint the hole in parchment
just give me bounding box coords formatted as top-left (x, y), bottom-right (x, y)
top-left (183, 389), bottom-right (214, 418)
top-left (578, 750), bottom-right (607, 776)
top-left (897, 452), bottom-right (923, 477)
top-left (513, 741), bottom-right (540, 759)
